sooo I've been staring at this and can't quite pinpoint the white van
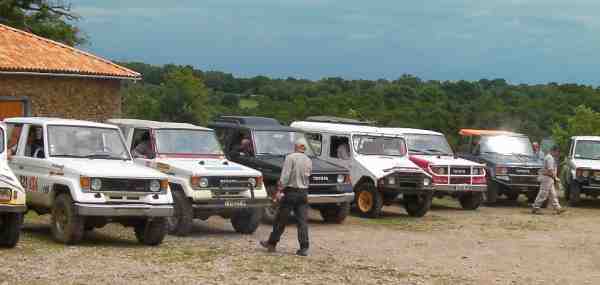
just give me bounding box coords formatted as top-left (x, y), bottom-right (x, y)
top-left (291, 118), bottom-right (433, 218)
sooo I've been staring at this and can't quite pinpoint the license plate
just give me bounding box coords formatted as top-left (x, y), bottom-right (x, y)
top-left (224, 200), bottom-right (247, 208)
top-left (456, 185), bottom-right (471, 191)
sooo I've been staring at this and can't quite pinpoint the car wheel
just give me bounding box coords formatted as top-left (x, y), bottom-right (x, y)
top-left (319, 202), bottom-right (350, 224)
top-left (0, 213), bottom-right (22, 248)
top-left (135, 218), bottom-right (167, 246)
top-left (403, 192), bottom-right (432, 217)
top-left (568, 182), bottom-right (581, 207)
top-left (485, 179), bottom-right (499, 204)
top-left (51, 194), bottom-right (84, 244)
top-left (458, 193), bottom-right (482, 210)
top-left (355, 182), bottom-right (383, 218)
top-left (505, 192), bottom-right (519, 201)
top-left (231, 208), bottom-right (262, 234)
top-left (167, 188), bottom-right (193, 236)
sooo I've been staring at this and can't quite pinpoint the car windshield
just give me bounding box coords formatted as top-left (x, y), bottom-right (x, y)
top-left (480, 135), bottom-right (534, 156)
top-left (254, 131), bottom-right (315, 156)
top-left (574, 140), bottom-right (600, 160)
top-left (155, 129), bottom-right (223, 155)
top-left (48, 126), bottom-right (130, 160)
top-left (405, 134), bottom-right (453, 155)
top-left (352, 135), bottom-right (407, 156)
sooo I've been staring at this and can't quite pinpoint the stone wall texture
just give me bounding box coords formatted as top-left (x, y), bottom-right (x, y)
top-left (0, 75), bottom-right (122, 122)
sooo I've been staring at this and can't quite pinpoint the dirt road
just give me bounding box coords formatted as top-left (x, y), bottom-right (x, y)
top-left (2, 197), bottom-right (600, 285)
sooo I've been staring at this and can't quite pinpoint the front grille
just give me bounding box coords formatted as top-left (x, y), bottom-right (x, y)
top-left (510, 176), bottom-right (539, 185)
top-left (450, 177), bottom-right (471, 184)
top-left (309, 174), bottom-right (338, 185)
top-left (206, 177), bottom-right (251, 189)
top-left (450, 167), bottom-right (471, 175)
top-left (509, 168), bottom-right (539, 176)
top-left (383, 172), bottom-right (425, 188)
top-left (100, 178), bottom-right (150, 192)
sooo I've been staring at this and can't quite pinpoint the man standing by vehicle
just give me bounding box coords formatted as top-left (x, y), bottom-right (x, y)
top-left (532, 142), bottom-right (544, 160)
top-left (260, 142), bottom-right (312, 256)
top-left (532, 145), bottom-right (566, 215)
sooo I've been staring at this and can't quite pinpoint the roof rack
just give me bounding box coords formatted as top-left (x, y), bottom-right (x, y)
top-left (305, 116), bottom-right (373, 126)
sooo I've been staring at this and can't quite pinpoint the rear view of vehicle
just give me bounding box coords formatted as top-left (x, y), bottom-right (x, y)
top-left (385, 128), bottom-right (487, 210)
top-left (0, 124), bottom-right (26, 248)
top-left (458, 129), bottom-right (542, 204)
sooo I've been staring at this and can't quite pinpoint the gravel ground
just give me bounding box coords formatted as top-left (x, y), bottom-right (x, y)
top-left (2, 197), bottom-right (600, 285)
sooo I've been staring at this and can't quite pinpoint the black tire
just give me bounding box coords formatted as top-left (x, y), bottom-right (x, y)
top-left (51, 194), bottom-right (84, 244)
top-left (167, 188), bottom-right (194, 236)
top-left (568, 182), bottom-right (581, 207)
top-left (505, 192), bottom-right (519, 201)
top-left (458, 193), bottom-right (482, 210)
top-left (319, 202), bottom-right (350, 223)
top-left (355, 181), bottom-right (383, 218)
top-left (485, 179), bottom-right (499, 204)
top-left (231, 208), bottom-right (262, 234)
top-left (0, 213), bottom-right (22, 248)
top-left (403, 192), bottom-right (433, 217)
top-left (135, 218), bottom-right (167, 246)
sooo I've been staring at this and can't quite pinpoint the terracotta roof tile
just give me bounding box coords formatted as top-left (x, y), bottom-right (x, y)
top-left (0, 24), bottom-right (140, 79)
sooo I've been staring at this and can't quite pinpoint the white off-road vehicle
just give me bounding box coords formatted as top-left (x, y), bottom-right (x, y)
top-left (383, 128), bottom-right (487, 210)
top-left (561, 136), bottom-right (600, 206)
top-left (0, 123), bottom-right (26, 248)
top-left (5, 118), bottom-right (173, 245)
top-left (292, 118), bottom-right (433, 218)
top-left (108, 119), bottom-right (269, 236)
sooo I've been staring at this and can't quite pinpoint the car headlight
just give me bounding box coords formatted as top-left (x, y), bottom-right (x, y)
top-left (0, 188), bottom-right (11, 202)
top-left (248, 177), bottom-right (257, 187)
top-left (423, 178), bottom-right (431, 186)
top-left (149, 180), bottom-right (161, 192)
top-left (200, 177), bottom-right (209, 188)
top-left (337, 174), bottom-right (345, 184)
top-left (473, 167), bottom-right (485, 176)
top-left (431, 166), bottom-right (447, 175)
top-left (495, 167), bottom-right (508, 175)
top-left (387, 176), bottom-right (396, 184)
top-left (91, 178), bottom-right (102, 191)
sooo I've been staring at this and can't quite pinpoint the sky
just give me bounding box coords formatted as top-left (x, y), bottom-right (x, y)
top-left (74, 0), bottom-right (600, 85)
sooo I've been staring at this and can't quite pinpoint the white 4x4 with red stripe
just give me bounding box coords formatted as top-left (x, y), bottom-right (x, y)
top-left (5, 117), bottom-right (173, 245)
top-left (383, 128), bottom-right (487, 210)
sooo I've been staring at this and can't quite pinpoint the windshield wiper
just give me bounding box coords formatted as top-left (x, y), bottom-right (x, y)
top-left (52, 154), bottom-right (86, 158)
top-left (84, 153), bottom-right (127, 160)
top-left (426, 149), bottom-right (451, 155)
top-left (408, 148), bottom-right (425, 154)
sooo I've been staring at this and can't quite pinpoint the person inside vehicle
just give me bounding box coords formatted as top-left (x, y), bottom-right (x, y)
top-left (336, 141), bottom-right (350, 160)
top-left (133, 132), bottom-right (153, 158)
top-left (26, 127), bottom-right (44, 158)
top-left (237, 133), bottom-right (254, 156)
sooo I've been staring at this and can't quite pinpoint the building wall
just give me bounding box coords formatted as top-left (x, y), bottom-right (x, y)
top-left (0, 75), bottom-right (122, 122)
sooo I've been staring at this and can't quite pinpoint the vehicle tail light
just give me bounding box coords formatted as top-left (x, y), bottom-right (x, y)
top-left (80, 176), bottom-right (90, 190)
top-left (160, 179), bottom-right (169, 191)
top-left (472, 176), bottom-right (486, 184)
top-left (495, 167), bottom-right (508, 175)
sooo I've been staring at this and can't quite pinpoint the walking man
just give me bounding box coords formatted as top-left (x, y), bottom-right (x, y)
top-left (532, 142), bottom-right (544, 160)
top-left (260, 142), bottom-right (312, 256)
top-left (532, 145), bottom-right (566, 215)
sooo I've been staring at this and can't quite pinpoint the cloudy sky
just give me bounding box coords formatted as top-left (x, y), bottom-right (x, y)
top-left (74, 0), bottom-right (600, 84)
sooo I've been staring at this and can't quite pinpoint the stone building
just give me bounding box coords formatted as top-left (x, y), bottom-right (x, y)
top-left (0, 23), bottom-right (140, 121)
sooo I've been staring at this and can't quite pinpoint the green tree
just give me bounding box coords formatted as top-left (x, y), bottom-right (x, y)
top-left (159, 68), bottom-right (210, 124)
top-left (552, 105), bottom-right (600, 154)
top-left (0, 0), bottom-right (86, 46)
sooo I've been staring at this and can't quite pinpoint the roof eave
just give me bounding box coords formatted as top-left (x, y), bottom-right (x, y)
top-left (0, 70), bottom-right (141, 81)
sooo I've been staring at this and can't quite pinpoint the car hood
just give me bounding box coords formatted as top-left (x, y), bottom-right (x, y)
top-left (51, 158), bottom-right (168, 179)
top-left (155, 158), bottom-right (261, 177)
top-left (254, 155), bottom-right (348, 174)
top-left (355, 155), bottom-right (424, 178)
top-left (479, 153), bottom-right (543, 167)
top-left (411, 154), bottom-right (483, 167)
top-left (572, 159), bottom-right (600, 170)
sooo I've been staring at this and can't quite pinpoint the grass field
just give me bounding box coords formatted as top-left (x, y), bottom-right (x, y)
top-left (240, 98), bottom-right (258, 109)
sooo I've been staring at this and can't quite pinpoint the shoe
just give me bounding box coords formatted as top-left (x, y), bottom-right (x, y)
top-left (554, 208), bottom-right (567, 215)
top-left (260, 241), bottom-right (276, 252)
top-left (531, 208), bottom-right (542, 215)
top-left (296, 248), bottom-right (309, 256)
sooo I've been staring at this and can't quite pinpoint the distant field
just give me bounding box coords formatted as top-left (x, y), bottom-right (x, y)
top-left (240, 98), bottom-right (258, 109)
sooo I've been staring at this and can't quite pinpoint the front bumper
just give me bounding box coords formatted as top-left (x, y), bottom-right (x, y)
top-left (0, 204), bottom-right (26, 213)
top-left (308, 192), bottom-right (355, 204)
top-left (432, 184), bottom-right (487, 192)
top-left (191, 198), bottom-right (272, 209)
top-left (75, 203), bottom-right (174, 217)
